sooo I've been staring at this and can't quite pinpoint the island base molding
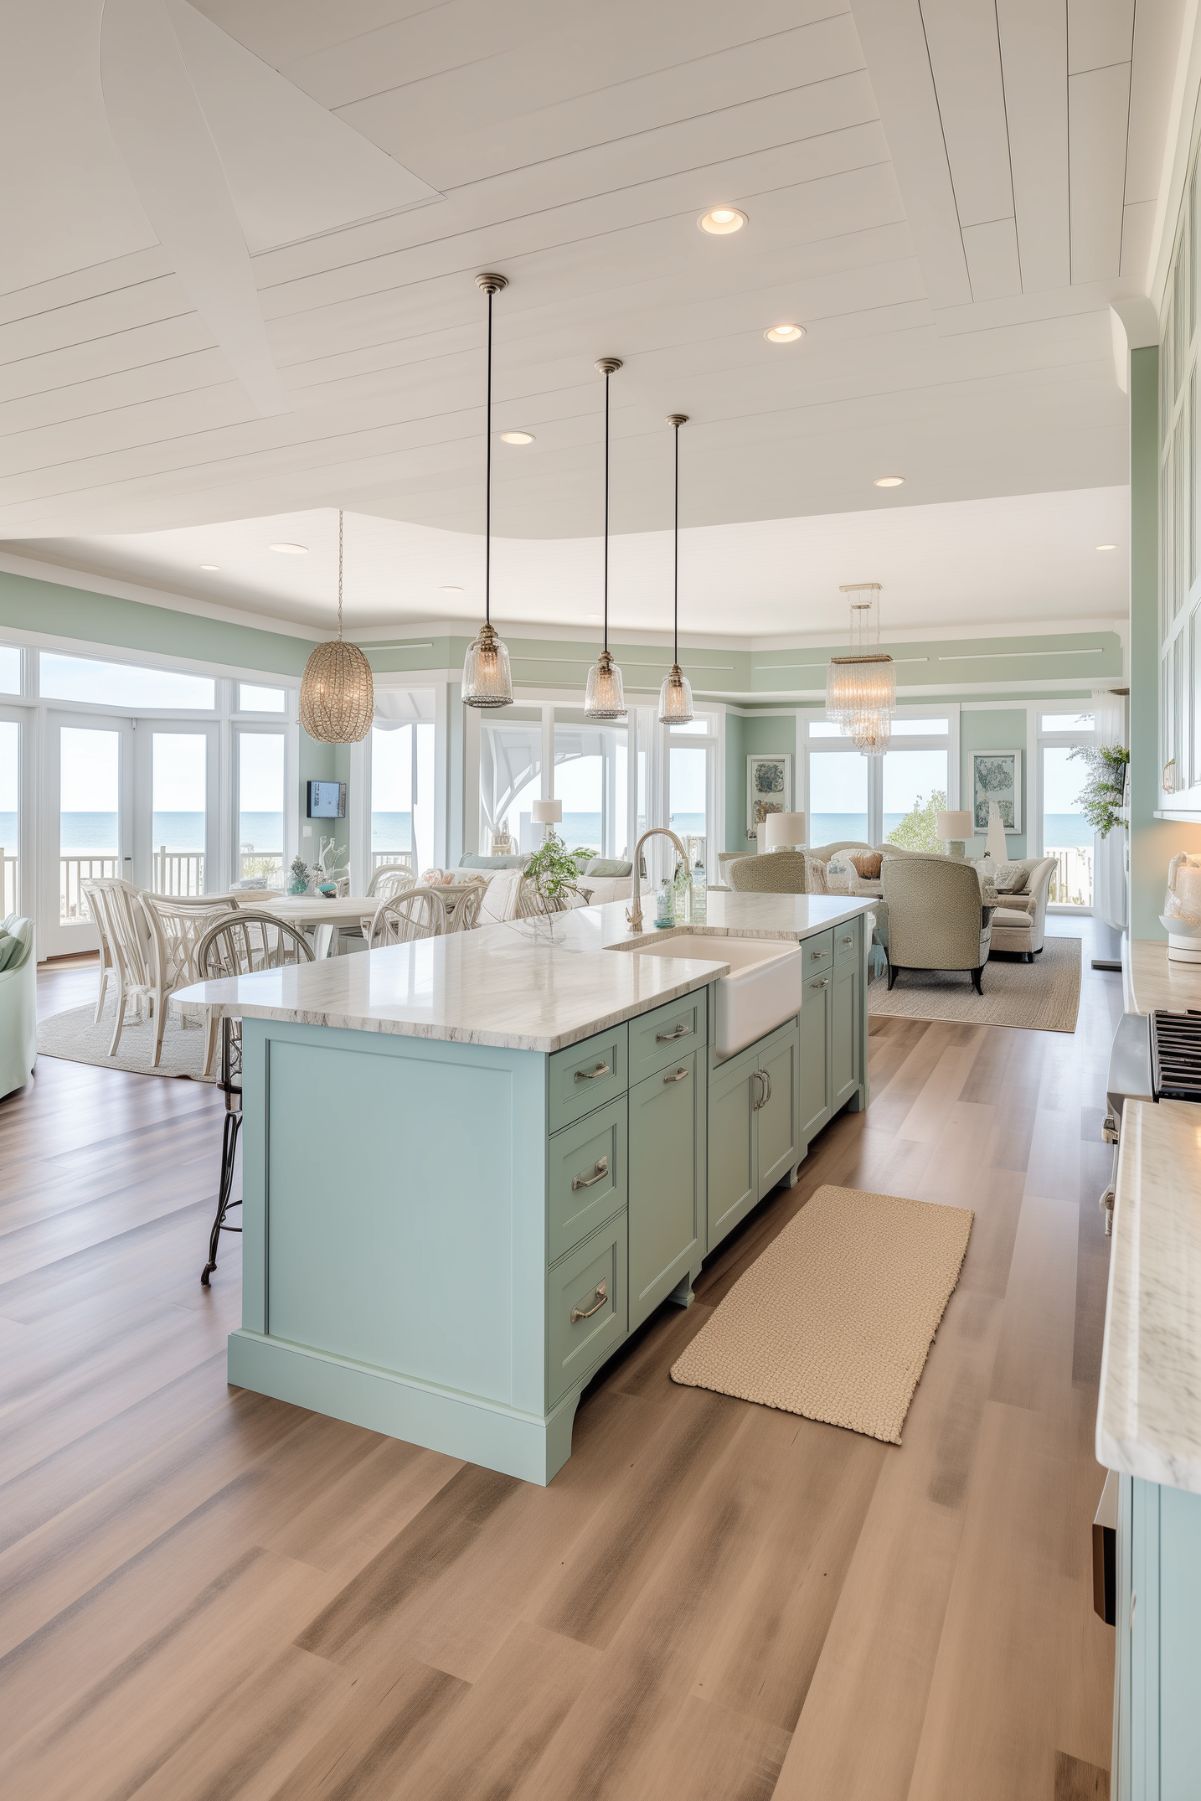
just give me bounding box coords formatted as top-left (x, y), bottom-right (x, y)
top-left (228, 1330), bottom-right (583, 1485)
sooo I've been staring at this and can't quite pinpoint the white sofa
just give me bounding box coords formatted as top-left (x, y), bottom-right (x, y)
top-left (0, 915), bottom-right (36, 1100)
top-left (986, 856), bottom-right (1056, 960)
top-left (456, 855), bottom-right (653, 924)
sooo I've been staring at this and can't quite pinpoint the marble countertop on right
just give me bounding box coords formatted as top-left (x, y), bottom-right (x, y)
top-left (1097, 1096), bottom-right (1201, 1495)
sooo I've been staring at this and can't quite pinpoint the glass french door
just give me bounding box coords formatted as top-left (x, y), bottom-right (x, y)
top-left (0, 709), bottom-right (21, 916)
top-left (133, 723), bottom-right (219, 896)
top-left (41, 714), bottom-right (132, 956)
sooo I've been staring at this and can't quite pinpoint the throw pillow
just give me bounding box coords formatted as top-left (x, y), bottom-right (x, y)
top-left (584, 857), bottom-right (632, 878)
top-left (992, 861), bottom-right (1028, 894)
top-left (0, 929), bottom-right (15, 972)
top-left (848, 851), bottom-right (883, 879)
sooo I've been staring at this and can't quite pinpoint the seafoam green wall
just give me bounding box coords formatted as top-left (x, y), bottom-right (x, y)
top-left (959, 707), bottom-right (1029, 858)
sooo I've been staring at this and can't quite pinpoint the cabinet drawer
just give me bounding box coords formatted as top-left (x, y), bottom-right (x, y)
top-left (833, 918), bottom-right (861, 967)
top-left (628, 989), bottom-right (707, 1085)
top-left (548, 1025), bottom-right (628, 1132)
top-left (548, 1098), bottom-right (627, 1264)
top-left (547, 1218), bottom-right (628, 1405)
top-left (801, 929), bottom-right (833, 977)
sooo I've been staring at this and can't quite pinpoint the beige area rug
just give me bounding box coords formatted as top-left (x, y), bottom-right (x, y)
top-left (37, 1000), bottom-right (213, 1081)
top-left (868, 935), bottom-right (1082, 1034)
top-left (671, 1185), bottom-right (973, 1444)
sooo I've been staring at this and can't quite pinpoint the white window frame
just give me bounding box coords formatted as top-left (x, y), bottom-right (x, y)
top-left (799, 705), bottom-right (960, 846)
top-left (1030, 704), bottom-right (1097, 914)
top-left (348, 679), bottom-right (450, 887)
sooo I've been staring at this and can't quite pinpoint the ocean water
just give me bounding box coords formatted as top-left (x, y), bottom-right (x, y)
top-left (0, 811), bottom-right (285, 853)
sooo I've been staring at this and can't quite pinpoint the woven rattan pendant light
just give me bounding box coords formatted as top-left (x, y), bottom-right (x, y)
top-left (583, 357), bottom-right (627, 719)
top-left (462, 273), bottom-right (514, 708)
top-left (658, 413), bottom-right (694, 725)
top-left (299, 508), bottom-right (374, 743)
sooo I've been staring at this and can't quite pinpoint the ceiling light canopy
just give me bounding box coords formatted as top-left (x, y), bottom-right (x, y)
top-left (658, 414), bottom-right (694, 726)
top-left (698, 205), bottom-right (747, 235)
top-left (873, 476), bottom-right (905, 489)
top-left (269, 541), bottom-right (308, 554)
top-left (463, 274), bottom-right (514, 709)
top-left (299, 509), bottom-right (374, 744)
top-left (826, 582), bottom-right (894, 758)
top-left (500, 430), bottom-right (535, 445)
top-left (199, 563), bottom-right (220, 572)
top-left (1096, 543), bottom-right (1119, 551)
top-left (584, 357), bottom-right (626, 721)
top-left (764, 323), bottom-right (804, 343)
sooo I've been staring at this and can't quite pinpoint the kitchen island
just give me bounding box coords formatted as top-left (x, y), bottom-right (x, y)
top-left (178, 893), bottom-right (875, 1482)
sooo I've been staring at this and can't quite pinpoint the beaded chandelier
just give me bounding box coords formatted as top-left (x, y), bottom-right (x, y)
top-left (826, 582), bottom-right (894, 757)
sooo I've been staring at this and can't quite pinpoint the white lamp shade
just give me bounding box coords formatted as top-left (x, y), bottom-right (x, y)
top-left (936, 810), bottom-right (973, 841)
top-left (532, 798), bottom-right (563, 824)
top-left (764, 811), bottom-right (806, 850)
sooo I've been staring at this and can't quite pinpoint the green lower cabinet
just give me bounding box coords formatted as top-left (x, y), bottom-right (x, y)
top-left (799, 971), bottom-right (831, 1141)
top-left (706, 1018), bottom-right (801, 1253)
top-left (628, 1050), bottom-right (705, 1331)
top-left (830, 953), bottom-right (860, 1112)
top-left (1114, 1474), bottom-right (1201, 1800)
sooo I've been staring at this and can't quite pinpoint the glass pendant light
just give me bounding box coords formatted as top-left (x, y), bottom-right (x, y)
top-left (826, 582), bottom-right (895, 757)
top-left (658, 412), bottom-right (694, 725)
top-left (462, 273), bottom-right (513, 709)
top-left (584, 357), bottom-right (627, 719)
top-left (299, 508), bottom-right (375, 743)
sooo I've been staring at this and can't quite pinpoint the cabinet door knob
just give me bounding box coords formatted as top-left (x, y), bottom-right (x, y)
top-left (663, 1065), bottom-right (690, 1083)
top-left (656, 1021), bottom-right (689, 1042)
top-left (570, 1279), bottom-right (608, 1323)
top-left (571, 1154), bottom-right (610, 1192)
top-left (575, 1061), bottom-right (611, 1082)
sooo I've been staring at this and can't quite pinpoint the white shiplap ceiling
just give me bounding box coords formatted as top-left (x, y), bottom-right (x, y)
top-left (0, 0), bottom-right (1183, 631)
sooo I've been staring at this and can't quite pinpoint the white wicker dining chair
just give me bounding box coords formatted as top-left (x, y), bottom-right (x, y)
top-left (82, 877), bottom-right (157, 1058)
top-left (367, 885), bottom-right (450, 947)
top-left (141, 893), bottom-right (238, 1065)
top-left (194, 910), bottom-right (315, 1285)
top-left (444, 878), bottom-right (486, 933)
top-left (366, 858), bottom-right (416, 898)
top-left (80, 876), bottom-right (116, 1025)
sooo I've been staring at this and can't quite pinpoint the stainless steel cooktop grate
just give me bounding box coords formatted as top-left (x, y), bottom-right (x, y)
top-left (1151, 1010), bottom-right (1201, 1102)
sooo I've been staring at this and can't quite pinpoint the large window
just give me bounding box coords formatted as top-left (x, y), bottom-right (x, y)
top-left (1038, 710), bottom-right (1096, 908)
top-left (805, 711), bottom-right (955, 847)
top-left (0, 646), bottom-right (19, 695)
top-left (371, 722), bottom-right (435, 872)
top-left (553, 713), bottom-right (633, 858)
top-left (151, 731), bottom-right (209, 895)
top-left (0, 718), bottom-right (18, 911)
top-left (480, 714), bottom-right (542, 853)
top-left (41, 652), bottom-right (215, 711)
top-left (236, 731), bottom-right (286, 884)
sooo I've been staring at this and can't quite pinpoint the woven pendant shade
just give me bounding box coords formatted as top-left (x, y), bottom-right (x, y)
top-left (826, 582), bottom-right (894, 757)
top-left (299, 510), bottom-right (374, 743)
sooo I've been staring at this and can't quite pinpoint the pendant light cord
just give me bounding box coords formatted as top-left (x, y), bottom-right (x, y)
top-left (485, 286), bottom-right (493, 629)
top-left (337, 507), bottom-right (344, 640)
top-left (672, 420), bottom-right (680, 667)
top-left (602, 366), bottom-right (610, 655)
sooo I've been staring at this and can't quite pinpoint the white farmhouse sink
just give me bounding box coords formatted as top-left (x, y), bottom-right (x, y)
top-left (615, 931), bottom-right (804, 1059)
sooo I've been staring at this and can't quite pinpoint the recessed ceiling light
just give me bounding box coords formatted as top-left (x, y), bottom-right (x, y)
top-left (698, 205), bottom-right (747, 235)
top-left (764, 323), bottom-right (804, 343)
top-left (1096, 543), bottom-right (1119, 552)
top-left (873, 475), bottom-right (905, 488)
top-left (199, 563), bottom-right (220, 572)
top-left (499, 430), bottom-right (535, 445)
top-left (269, 542), bottom-right (308, 555)
top-left (440, 584), bottom-right (464, 593)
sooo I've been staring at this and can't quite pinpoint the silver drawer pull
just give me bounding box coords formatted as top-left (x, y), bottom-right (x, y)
top-left (809, 948), bottom-right (824, 960)
top-left (811, 976), bottom-right (828, 990)
top-left (574, 1061), bottom-right (611, 1082)
top-left (663, 1065), bottom-right (689, 1084)
top-left (570, 1279), bottom-right (608, 1323)
top-left (571, 1155), bottom-right (610, 1192)
top-left (839, 936), bottom-right (853, 947)
top-left (656, 1022), bottom-right (689, 1042)
top-left (752, 1070), bottom-right (766, 1110)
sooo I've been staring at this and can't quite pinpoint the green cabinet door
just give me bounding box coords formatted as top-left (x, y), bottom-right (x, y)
top-left (757, 1021), bottom-right (800, 1194)
top-left (628, 1052), bottom-right (704, 1331)
top-left (830, 952), bottom-right (860, 1113)
top-left (799, 972), bottom-right (831, 1143)
top-left (706, 1042), bottom-right (759, 1250)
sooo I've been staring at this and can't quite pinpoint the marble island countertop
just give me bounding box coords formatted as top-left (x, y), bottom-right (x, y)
top-left (174, 893), bottom-right (875, 1054)
top-left (1097, 1097), bottom-right (1201, 1495)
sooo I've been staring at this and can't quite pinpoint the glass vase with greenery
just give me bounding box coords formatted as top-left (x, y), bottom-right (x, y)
top-left (1068, 744), bottom-right (1129, 837)
top-left (523, 831), bottom-right (591, 911)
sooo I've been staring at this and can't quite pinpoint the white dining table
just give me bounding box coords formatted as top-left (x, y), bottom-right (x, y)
top-left (246, 893), bottom-right (377, 959)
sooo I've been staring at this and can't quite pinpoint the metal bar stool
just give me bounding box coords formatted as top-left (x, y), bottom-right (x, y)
top-left (194, 910), bottom-right (314, 1286)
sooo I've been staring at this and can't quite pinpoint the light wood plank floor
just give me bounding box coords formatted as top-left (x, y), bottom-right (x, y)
top-left (0, 927), bottom-right (1121, 1800)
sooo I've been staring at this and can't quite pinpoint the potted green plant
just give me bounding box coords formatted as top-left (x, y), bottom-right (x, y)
top-left (523, 831), bottom-right (590, 916)
top-left (1069, 743), bottom-right (1129, 837)
top-left (287, 855), bottom-right (310, 896)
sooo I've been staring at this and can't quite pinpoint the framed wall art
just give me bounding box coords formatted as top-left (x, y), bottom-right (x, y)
top-left (747, 753), bottom-right (793, 839)
top-left (970, 750), bottom-right (1023, 832)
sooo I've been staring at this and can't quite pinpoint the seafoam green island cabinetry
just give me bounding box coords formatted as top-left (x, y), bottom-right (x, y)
top-left (1112, 1475), bottom-right (1201, 1800)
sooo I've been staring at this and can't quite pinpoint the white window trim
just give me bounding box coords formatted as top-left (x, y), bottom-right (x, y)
top-left (799, 705), bottom-right (960, 846)
top-left (349, 679), bottom-right (451, 885)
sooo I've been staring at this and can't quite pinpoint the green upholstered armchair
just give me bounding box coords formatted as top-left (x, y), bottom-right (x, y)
top-left (880, 856), bottom-right (992, 994)
top-left (727, 852), bottom-right (810, 893)
top-left (0, 915), bottom-right (36, 1100)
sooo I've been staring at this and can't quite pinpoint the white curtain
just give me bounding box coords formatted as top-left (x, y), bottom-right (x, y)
top-left (1092, 688), bottom-right (1128, 931)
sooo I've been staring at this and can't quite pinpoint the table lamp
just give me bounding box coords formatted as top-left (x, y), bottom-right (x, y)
top-left (936, 810), bottom-right (973, 859)
top-left (531, 797), bottom-right (563, 842)
top-left (764, 811), bottom-right (806, 852)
